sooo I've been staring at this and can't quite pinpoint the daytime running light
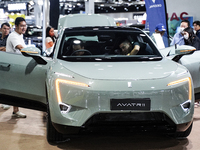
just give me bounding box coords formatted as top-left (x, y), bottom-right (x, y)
top-left (56, 79), bottom-right (89, 103)
top-left (167, 77), bottom-right (192, 100)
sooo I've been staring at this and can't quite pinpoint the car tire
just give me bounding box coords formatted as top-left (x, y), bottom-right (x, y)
top-left (46, 105), bottom-right (68, 144)
top-left (175, 122), bottom-right (193, 138)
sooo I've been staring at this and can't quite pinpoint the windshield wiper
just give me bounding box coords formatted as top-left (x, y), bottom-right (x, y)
top-left (148, 56), bottom-right (162, 60)
top-left (61, 55), bottom-right (162, 62)
top-left (95, 56), bottom-right (112, 61)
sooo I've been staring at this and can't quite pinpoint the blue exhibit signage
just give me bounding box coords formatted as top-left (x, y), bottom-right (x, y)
top-left (145, 0), bottom-right (169, 47)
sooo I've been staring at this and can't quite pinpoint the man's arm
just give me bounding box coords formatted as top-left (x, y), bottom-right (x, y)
top-left (15, 44), bottom-right (24, 51)
top-left (196, 31), bottom-right (200, 40)
top-left (170, 33), bottom-right (179, 46)
top-left (129, 45), bottom-right (140, 55)
top-left (0, 47), bottom-right (6, 51)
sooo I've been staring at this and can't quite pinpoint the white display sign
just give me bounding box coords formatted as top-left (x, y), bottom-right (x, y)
top-left (8, 3), bottom-right (26, 11)
top-left (153, 33), bottom-right (165, 49)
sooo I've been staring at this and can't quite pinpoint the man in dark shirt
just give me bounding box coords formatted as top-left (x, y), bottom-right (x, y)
top-left (0, 22), bottom-right (11, 110)
top-left (193, 21), bottom-right (200, 39)
top-left (0, 22), bottom-right (10, 51)
top-left (119, 40), bottom-right (140, 55)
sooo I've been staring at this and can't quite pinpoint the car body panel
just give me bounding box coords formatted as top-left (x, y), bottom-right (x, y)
top-left (0, 51), bottom-right (51, 103)
top-left (59, 59), bottom-right (176, 80)
top-left (47, 58), bottom-right (194, 127)
top-left (178, 51), bottom-right (200, 92)
top-left (158, 45), bottom-right (200, 92)
top-left (58, 14), bottom-right (116, 33)
top-left (0, 15), bottom-right (195, 140)
top-left (47, 26), bottom-right (194, 130)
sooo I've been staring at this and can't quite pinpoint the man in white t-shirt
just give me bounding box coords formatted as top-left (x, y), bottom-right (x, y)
top-left (6, 17), bottom-right (27, 54)
top-left (6, 17), bottom-right (27, 118)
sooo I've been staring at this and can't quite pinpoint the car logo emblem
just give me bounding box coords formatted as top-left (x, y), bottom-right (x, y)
top-left (128, 82), bottom-right (132, 88)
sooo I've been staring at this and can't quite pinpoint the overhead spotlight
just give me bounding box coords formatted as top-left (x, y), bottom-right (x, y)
top-left (29, 0), bottom-right (34, 5)
top-left (124, 8), bottom-right (128, 11)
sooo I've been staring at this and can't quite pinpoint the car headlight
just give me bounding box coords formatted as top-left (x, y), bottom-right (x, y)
top-left (55, 78), bottom-right (90, 113)
top-left (167, 77), bottom-right (192, 101)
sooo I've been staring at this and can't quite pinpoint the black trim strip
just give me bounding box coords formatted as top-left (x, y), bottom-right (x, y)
top-left (0, 94), bottom-right (47, 112)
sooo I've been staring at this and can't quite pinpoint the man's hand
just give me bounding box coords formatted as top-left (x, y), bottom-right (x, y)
top-left (0, 47), bottom-right (6, 51)
top-left (15, 44), bottom-right (24, 51)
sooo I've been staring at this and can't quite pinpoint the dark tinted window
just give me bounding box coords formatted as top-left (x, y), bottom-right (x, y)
top-left (57, 27), bottom-right (162, 62)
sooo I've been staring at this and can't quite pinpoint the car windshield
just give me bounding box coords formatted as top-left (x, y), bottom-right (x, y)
top-left (57, 27), bottom-right (162, 62)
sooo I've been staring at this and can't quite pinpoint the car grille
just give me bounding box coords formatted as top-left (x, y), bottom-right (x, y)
top-left (81, 112), bottom-right (176, 133)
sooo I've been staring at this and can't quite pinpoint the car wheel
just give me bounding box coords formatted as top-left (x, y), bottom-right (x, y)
top-left (46, 105), bottom-right (68, 144)
top-left (175, 122), bottom-right (193, 138)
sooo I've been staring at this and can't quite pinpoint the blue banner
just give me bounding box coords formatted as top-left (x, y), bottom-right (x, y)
top-left (145, 0), bottom-right (169, 47)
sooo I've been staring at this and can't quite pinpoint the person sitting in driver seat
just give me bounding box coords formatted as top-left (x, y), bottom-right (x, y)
top-left (72, 39), bottom-right (85, 56)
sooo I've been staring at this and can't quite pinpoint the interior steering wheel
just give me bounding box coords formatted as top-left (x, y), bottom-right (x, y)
top-left (71, 49), bottom-right (92, 56)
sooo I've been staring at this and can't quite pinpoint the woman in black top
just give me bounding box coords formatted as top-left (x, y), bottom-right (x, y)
top-left (183, 27), bottom-right (200, 50)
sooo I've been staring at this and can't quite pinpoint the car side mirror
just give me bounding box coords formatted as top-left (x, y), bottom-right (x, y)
top-left (171, 45), bottom-right (196, 62)
top-left (175, 45), bottom-right (196, 55)
top-left (21, 47), bottom-right (41, 56)
top-left (168, 45), bottom-right (196, 56)
top-left (21, 47), bottom-right (47, 65)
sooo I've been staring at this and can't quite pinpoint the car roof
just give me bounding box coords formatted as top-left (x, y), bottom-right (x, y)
top-left (57, 14), bottom-right (116, 32)
top-left (63, 26), bottom-right (143, 33)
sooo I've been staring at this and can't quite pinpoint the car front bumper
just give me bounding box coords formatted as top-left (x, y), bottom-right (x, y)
top-left (48, 76), bottom-right (194, 134)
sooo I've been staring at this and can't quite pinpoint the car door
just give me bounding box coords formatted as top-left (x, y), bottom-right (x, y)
top-left (178, 50), bottom-right (200, 93)
top-left (0, 51), bottom-right (51, 105)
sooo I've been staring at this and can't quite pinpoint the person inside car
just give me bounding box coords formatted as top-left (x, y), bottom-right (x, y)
top-left (119, 39), bottom-right (140, 55)
top-left (71, 39), bottom-right (85, 56)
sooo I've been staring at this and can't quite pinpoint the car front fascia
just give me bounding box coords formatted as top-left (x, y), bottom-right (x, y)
top-left (46, 59), bottom-right (194, 134)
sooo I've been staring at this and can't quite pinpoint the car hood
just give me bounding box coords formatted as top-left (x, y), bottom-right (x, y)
top-left (58, 59), bottom-right (178, 80)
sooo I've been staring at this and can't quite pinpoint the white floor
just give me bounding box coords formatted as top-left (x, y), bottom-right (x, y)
top-left (0, 105), bottom-right (200, 150)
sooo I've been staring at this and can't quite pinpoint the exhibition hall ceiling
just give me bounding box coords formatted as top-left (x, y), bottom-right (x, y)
top-left (0, 0), bottom-right (145, 14)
